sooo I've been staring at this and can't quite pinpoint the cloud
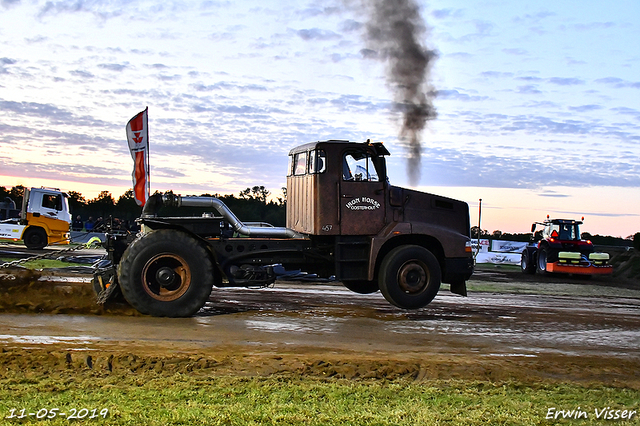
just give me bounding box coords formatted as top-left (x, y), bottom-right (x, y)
top-left (416, 145), bottom-right (640, 190)
top-left (503, 48), bottom-right (527, 56)
top-left (480, 71), bottom-right (514, 79)
top-left (547, 77), bottom-right (584, 86)
top-left (568, 104), bottom-right (603, 113)
top-left (296, 28), bottom-right (341, 41)
top-left (516, 11), bottom-right (556, 21)
top-left (340, 19), bottom-right (363, 32)
top-left (191, 81), bottom-right (268, 92)
top-left (0, 98), bottom-right (113, 129)
top-left (516, 85), bottom-right (542, 95)
top-left (37, 0), bottom-right (124, 20)
top-left (0, 57), bottom-right (16, 74)
top-left (596, 77), bottom-right (640, 89)
top-left (572, 22), bottom-right (616, 31)
top-left (431, 9), bottom-right (464, 20)
top-left (98, 63), bottom-right (128, 72)
top-left (537, 191), bottom-right (570, 198)
top-left (516, 76), bottom-right (544, 82)
top-left (1, 0), bottom-right (20, 8)
top-left (437, 89), bottom-right (490, 102)
top-left (297, 6), bottom-right (340, 19)
top-left (70, 70), bottom-right (95, 79)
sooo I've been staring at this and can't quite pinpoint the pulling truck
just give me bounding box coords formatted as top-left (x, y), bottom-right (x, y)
top-left (521, 216), bottom-right (612, 276)
top-left (0, 187), bottom-right (71, 249)
top-left (98, 140), bottom-right (474, 317)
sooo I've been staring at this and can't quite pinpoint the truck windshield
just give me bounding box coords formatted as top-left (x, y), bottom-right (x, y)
top-left (343, 152), bottom-right (379, 182)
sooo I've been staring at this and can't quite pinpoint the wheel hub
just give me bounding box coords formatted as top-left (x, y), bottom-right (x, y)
top-left (156, 267), bottom-right (177, 287)
top-left (141, 253), bottom-right (192, 301)
top-left (398, 262), bottom-right (428, 294)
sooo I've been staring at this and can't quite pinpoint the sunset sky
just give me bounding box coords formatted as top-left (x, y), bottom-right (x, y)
top-left (1, 0), bottom-right (638, 237)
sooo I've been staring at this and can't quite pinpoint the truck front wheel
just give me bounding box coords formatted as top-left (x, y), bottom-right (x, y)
top-left (118, 229), bottom-right (214, 317)
top-left (378, 245), bottom-right (441, 309)
top-left (23, 227), bottom-right (48, 250)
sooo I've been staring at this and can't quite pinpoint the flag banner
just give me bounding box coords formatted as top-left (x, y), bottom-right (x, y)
top-left (126, 107), bottom-right (150, 207)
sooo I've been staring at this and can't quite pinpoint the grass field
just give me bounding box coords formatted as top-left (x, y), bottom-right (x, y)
top-left (1, 371), bottom-right (639, 425)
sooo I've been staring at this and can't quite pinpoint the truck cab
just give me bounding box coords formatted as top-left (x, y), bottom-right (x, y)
top-left (0, 187), bottom-right (71, 249)
top-left (286, 140), bottom-right (473, 291)
top-left (287, 140), bottom-right (389, 236)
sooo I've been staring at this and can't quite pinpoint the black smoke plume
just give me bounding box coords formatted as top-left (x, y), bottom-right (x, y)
top-left (361, 0), bottom-right (437, 185)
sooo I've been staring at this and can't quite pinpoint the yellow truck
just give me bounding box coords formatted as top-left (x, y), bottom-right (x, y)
top-left (0, 187), bottom-right (71, 249)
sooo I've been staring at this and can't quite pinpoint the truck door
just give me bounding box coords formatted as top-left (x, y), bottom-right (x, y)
top-left (35, 192), bottom-right (64, 220)
top-left (339, 149), bottom-right (386, 235)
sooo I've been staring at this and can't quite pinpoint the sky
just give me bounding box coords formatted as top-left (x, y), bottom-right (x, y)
top-left (0, 0), bottom-right (639, 238)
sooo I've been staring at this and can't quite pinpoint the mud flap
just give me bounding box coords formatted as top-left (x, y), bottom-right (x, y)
top-left (449, 281), bottom-right (467, 297)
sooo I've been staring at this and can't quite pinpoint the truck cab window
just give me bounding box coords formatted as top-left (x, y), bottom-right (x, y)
top-left (293, 152), bottom-right (307, 176)
top-left (308, 150), bottom-right (326, 174)
top-left (343, 152), bottom-right (378, 182)
top-left (42, 194), bottom-right (62, 211)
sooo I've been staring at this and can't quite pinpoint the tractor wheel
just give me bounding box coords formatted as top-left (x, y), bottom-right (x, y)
top-left (378, 245), bottom-right (441, 309)
top-left (521, 250), bottom-right (536, 274)
top-left (118, 229), bottom-right (214, 317)
top-left (343, 280), bottom-right (379, 294)
top-left (23, 227), bottom-right (48, 250)
top-left (537, 248), bottom-right (548, 273)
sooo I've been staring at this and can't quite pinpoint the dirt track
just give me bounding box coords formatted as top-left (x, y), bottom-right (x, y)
top-left (1, 265), bottom-right (639, 387)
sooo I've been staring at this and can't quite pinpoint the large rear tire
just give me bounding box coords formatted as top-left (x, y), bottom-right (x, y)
top-left (378, 245), bottom-right (441, 309)
top-left (23, 227), bottom-right (48, 250)
top-left (118, 229), bottom-right (214, 317)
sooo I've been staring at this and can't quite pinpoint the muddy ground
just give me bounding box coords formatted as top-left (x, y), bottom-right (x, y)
top-left (1, 263), bottom-right (640, 388)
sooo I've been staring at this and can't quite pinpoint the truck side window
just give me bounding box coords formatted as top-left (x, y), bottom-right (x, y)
top-left (308, 150), bottom-right (326, 174)
top-left (42, 194), bottom-right (62, 211)
top-left (343, 152), bottom-right (379, 182)
top-left (293, 152), bottom-right (307, 176)
top-left (287, 155), bottom-right (294, 176)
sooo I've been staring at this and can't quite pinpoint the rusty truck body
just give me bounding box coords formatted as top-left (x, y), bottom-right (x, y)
top-left (97, 140), bottom-right (474, 317)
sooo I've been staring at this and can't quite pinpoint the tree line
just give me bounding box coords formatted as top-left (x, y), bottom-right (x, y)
top-left (0, 185), bottom-right (287, 229)
top-left (2, 184), bottom-right (637, 248)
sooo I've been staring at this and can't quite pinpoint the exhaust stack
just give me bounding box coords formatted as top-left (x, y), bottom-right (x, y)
top-left (142, 193), bottom-right (298, 239)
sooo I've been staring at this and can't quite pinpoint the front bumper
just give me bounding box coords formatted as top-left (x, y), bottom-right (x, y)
top-left (546, 262), bottom-right (612, 275)
top-left (443, 256), bottom-right (475, 283)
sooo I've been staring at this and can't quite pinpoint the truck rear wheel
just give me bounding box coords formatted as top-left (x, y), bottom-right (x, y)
top-left (118, 229), bottom-right (214, 317)
top-left (378, 245), bottom-right (441, 309)
top-left (23, 227), bottom-right (48, 250)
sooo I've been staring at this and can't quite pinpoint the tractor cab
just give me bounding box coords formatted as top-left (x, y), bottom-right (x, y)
top-left (544, 220), bottom-right (581, 241)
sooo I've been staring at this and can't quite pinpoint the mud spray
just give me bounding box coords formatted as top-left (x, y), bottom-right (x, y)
top-left (357, 0), bottom-right (437, 185)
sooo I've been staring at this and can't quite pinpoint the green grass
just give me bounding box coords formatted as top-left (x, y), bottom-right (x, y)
top-left (1, 374), bottom-right (639, 425)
